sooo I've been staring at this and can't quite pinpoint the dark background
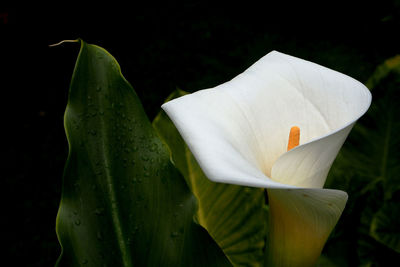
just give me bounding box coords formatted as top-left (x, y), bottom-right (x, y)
top-left (2, 2), bottom-right (400, 266)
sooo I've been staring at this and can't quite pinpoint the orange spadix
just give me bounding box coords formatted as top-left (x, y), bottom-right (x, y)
top-left (287, 126), bottom-right (300, 151)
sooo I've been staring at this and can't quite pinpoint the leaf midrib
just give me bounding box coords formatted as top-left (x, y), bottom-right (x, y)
top-left (101, 114), bottom-right (132, 267)
top-left (87, 43), bottom-right (132, 267)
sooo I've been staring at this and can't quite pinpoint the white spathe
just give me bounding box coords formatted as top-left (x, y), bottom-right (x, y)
top-left (162, 51), bottom-right (371, 266)
top-left (162, 51), bottom-right (371, 189)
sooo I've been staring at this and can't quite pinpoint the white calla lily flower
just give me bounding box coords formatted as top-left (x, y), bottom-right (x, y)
top-left (162, 51), bottom-right (371, 266)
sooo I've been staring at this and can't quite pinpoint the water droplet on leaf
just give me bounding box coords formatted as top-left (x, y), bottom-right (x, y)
top-left (94, 208), bottom-right (104, 216)
top-left (171, 231), bottom-right (179, 238)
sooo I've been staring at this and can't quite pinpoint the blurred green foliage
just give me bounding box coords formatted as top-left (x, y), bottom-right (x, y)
top-left (324, 55), bottom-right (400, 266)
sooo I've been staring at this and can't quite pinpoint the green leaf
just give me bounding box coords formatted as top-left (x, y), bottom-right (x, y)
top-left (55, 40), bottom-right (231, 267)
top-left (153, 90), bottom-right (267, 266)
top-left (370, 201), bottom-right (400, 253)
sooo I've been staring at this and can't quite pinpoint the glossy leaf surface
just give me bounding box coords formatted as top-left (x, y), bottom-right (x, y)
top-left (56, 40), bottom-right (230, 267)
